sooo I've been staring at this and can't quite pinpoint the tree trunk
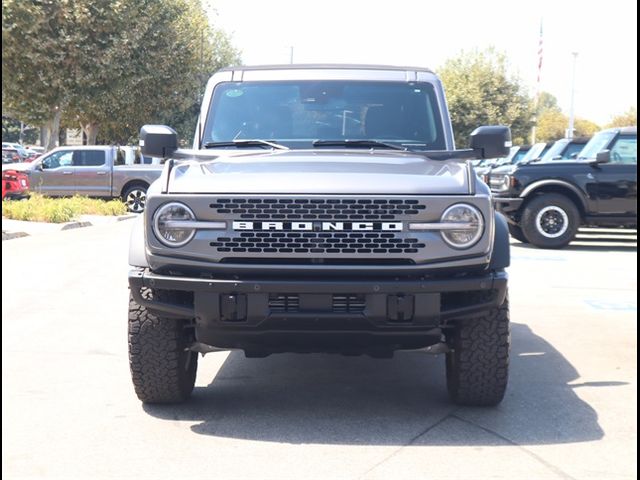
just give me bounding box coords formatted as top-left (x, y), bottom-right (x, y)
top-left (42, 109), bottom-right (62, 152)
top-left (82, 122), bottom-right (100, 145)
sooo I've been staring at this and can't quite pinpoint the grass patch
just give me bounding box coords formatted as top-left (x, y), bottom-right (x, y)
top-left (2, 194), bottom-right (128, 223)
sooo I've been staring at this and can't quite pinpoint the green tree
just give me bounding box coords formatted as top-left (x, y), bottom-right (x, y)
top-left (536, 109), bottom-right (567, 142)
top-left (2, 117), bottom-right (39, 144)
top-left (607, 107), bottom-right (637, 128)
top-left (535, 91), bottom-right (561, 115)
top-left (2, 1), bottom-right (72, 150)
top-left (438, 48), bottom-right (534, 147)
top-left (534, 90), bottom-right (600, 141)
top-left (574, 118), bottom-right (600, 138)
top-left (2, 0), bottom-right (240, 150)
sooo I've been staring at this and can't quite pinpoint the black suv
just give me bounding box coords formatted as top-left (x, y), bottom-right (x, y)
top-left (490, 127), bottom-right (637, 248)
top-left (532, 137), bottom-right (590, 162)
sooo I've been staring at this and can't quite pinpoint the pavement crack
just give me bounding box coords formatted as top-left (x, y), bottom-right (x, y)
top-left (450, 413), bottom-right (578, 480)
top-left (357, 409), bottom-right (457, 479)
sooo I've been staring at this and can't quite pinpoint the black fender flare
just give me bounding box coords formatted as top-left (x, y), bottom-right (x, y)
top-left (489, 212), bottom-right (510, 270)
top-left (520, 179), bottom-right (588, 213)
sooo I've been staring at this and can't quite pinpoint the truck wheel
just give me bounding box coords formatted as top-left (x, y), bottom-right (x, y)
top-left (123, 184), bottom-right (148, 213)
top-left (507, 223), bottom-right (529, 243)
top-left (446, 293), bottom-right (510, 406)
top-left (520, 194), bottom-right (580, 249)
top-left (128, 293), bottom-right (197, 404)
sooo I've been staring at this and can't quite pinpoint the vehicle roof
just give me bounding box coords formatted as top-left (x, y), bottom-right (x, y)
top-left (219, 64), bottom-right (436, 74)
top-left (570, 136), bottom-right (591, 144)
top-left (53, 145), bottom-right (114, 150)
top-left (603, 126), bottom-right (637, 135)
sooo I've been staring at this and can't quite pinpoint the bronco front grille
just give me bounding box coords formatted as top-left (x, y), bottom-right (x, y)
top-left (210, 232), bottom-right (426, 254)
top-left (210, 198), bottom-right (426, 221)
top-left (202, 196), bottom-right (434, 261)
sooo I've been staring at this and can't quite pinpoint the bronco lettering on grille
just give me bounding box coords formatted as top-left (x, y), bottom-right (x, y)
top-left (232, 221), bottom-right (403, 231)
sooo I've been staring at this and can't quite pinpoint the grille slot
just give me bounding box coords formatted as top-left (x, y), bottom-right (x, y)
top-left (332, 295), bottom-right (366, 313)
top-left (268, 294), bottom-right (366, 313)
top-left (268, 294), bottom-right (300, 313)
top-left (210, 198), bottom-right (425, 221)
top-left (210, 231), bottom-right (425, 255)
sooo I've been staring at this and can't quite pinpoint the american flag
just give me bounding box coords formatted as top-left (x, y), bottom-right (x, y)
top-left (536, 20), bottom-right (544, 100)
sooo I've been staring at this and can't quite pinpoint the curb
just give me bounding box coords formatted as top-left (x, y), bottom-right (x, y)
top-left (1, 213), bottom-right (137, 241)
top-left (61, 221), bottom-right (93, 231)
top-left (2, 230), bottom-right (29, 241)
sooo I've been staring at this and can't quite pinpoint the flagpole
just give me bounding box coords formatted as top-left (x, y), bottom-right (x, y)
top-left (567, 52), bottom-right (578, 139)
top-left (532, 19), bottom-right (544, 144)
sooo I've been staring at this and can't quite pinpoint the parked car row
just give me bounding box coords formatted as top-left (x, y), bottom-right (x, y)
top-left (1, 145), bottom-right (163, 212)
top-left (488, 126), bottom-right (637, 249)
top-left (1, 142), bottom-right (42, 163)
top-left (2, 148), bottom-right (22, 164)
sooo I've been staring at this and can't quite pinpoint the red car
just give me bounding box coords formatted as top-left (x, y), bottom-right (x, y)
top-left (2, 169), bottom-right (30, 200)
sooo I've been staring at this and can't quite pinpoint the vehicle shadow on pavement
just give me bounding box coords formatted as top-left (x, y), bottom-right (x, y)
top-left (144, 322), bottom-right (608, 446)
top-left (511, 241), bottom-right (637, 253)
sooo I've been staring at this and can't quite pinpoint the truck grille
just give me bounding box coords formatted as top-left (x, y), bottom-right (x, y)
top-left (210, 198), bottom-right (426, 221)
top-left (268, 294), bottom-right (366, 313)
top-left (210, 232), bottom-right (426, 254)
top-left (204, 196), bottom-right (432, 261)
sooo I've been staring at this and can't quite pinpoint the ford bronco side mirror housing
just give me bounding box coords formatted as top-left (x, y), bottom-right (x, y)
top-left (595, 150), bottom-right (611, 164)
top-left (140, 125), bottom-right (178, 158)
top-left (470, 126), bottom-right (512, 159)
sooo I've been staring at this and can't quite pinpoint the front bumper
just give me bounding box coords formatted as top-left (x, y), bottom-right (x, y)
top-left (493, 197), bottom-right (523, 215)
top-left (129, 268), bottom-right (508, 355)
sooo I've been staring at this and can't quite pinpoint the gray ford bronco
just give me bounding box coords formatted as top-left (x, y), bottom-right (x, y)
top-left (128, 65), bottom-right (512, 406)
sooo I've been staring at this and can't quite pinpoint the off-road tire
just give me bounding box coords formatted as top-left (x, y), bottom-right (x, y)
top-left (507, 223), bottom-right (529, 243)
top-left (520, 194), bottom-right (580, 249)
top-left (128, 293), bottom-right (197, 403)
top-left (446, 293), bottom-right (510, 406)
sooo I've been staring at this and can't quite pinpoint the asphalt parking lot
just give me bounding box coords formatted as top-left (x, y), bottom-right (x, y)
top-left (2, 222), bottom-right (637, 480)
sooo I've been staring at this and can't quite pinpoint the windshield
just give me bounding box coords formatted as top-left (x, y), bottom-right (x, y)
top-left (518, 143), bottom-right (547, 164)
top-left (578, 131), bottom-right (616, 159)
top-left (493, 146), bottom-right (520, 166)
top-left (539, 139), bottom-right (570, 162)
top-left (203, 80), bottom-right (446, 150)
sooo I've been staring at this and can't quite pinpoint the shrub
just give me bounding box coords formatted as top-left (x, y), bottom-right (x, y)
top-left (2, 194), bottom-right (128, 223)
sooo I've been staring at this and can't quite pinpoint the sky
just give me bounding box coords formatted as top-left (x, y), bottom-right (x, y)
top-left (207, 0), bottom-right (637, 126)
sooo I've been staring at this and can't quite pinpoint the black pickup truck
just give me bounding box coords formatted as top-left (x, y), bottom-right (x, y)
top-left (490, 127), bottom-right (637, 248)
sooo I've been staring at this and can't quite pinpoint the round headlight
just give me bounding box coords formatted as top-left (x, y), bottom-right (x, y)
top-left (489, 174), bottom-right (512, 192)
top-left (153, 202), bottom-right (196, 247)
top-left (440, 203), bottom-right (484, 249)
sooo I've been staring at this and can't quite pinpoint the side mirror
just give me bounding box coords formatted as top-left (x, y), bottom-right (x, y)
top-left (36, 162), bottom-right (44, 171)
top-left (595, 150), bottom-right (611, 164)
top-left (470, 126), bottom-right (512, 159)
top-left (569, 152), bottom-right (578, 159)
top-left (140, 125), bottom-right (178, 158)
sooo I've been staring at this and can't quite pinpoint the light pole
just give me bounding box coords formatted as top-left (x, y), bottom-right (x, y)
top-left (567, 52), bottom-right (578, 139)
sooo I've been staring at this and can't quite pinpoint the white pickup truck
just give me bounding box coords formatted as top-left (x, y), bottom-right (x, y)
top-left (4, 145), bottom-right (163, 212)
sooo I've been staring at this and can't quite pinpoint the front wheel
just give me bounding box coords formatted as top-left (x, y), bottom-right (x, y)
top-left (520, 194), bottom-right (580, 249)
top-left (446, 292), bottom-right (510, 406)
top-left (507, 223), bottom-right (529, 243)
top-left (123, 184), bottom-right (148, 213)
top-left (128, 293), bottom-right (197, 404)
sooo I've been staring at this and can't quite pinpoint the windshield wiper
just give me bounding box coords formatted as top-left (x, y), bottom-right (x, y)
top-left (203, 139), bottom-right (289, 150)
top-left (312, 139), bottom-right (407, 151)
